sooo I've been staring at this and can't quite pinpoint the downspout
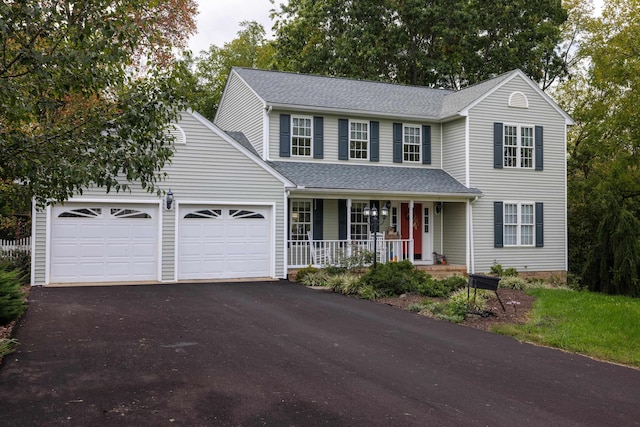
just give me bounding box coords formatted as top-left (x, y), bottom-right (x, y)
top-left (263, 105), bottom-right (272, 160)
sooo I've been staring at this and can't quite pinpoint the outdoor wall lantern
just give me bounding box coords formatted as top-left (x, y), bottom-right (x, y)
top-left (165, 189), bottom-right (174, 210)
top-left (435, 202), bottom-right (442, 215)
top-left (363, 203), bottom-right (389, 269)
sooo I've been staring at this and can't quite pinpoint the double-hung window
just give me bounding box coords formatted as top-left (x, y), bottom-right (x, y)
top-left (350, 121), bottom-right (368, 159)
top-left (504, 202), bottom-right (534, 246)
top-left (504, 124), bottom-right (534, 168)
top-left (290, 200), bottom-right (311, 240)
top-left (403, 125), bottom-right (421, 162)
top-left (291, 117), bottom-right (312, 157)
top-left (350, 201), bottom-right (369, 240)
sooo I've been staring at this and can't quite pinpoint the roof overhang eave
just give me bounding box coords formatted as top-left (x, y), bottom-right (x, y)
top-left (288, 187), bottom-right (482, 200)
top-left (266, 102), bottom-right (440, 122)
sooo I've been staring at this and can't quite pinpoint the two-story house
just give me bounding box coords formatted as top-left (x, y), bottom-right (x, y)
top-left (30, 67), bottom-right (572, 285)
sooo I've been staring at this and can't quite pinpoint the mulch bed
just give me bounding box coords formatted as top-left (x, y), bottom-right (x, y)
top-left (377, 288), bottom-right (535, 331)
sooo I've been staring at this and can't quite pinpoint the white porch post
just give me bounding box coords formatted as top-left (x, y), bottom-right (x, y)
top-left (409, 200), bottom-right (414, 263)
top-left (346, 198), bottom-right (352, 257)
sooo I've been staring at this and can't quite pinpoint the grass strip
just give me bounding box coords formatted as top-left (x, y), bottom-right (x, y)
top-left (493, 288), bottom-right (640, 368)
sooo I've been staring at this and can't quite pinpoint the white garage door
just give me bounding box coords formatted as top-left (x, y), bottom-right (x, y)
top-left (178, 205), bottom-right (271, 280)
top-left (51, 205), bottom-right (158, 283)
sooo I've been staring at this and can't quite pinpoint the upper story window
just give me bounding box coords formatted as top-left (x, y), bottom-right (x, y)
top-left (504, 124), bottom-right (534, 168)
top-left (403, 125), bottom-right (421, 162)
top-left (292, 116), bottom-right (312, 157)
top-left (504, 202), bottom-right (534, 246)
top-left (350, 121), bottom-right (368, 159)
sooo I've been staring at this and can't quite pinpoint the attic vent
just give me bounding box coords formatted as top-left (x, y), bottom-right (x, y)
top-left (509, 91), bottom-right (529, 109)
top-left (167, 124), bottom-right (186, 144)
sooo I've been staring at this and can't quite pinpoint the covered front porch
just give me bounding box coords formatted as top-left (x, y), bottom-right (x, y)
top-left (286, 198), bottom-right (469, 270)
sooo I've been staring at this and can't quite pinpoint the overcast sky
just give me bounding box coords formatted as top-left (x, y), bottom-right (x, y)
top-left (188, 0), bottom-right (604, 55)
top-left (188, 0), bottom-right (278, 54)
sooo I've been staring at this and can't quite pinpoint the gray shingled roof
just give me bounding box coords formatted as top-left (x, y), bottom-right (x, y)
top-left (225, 131), bottom-right (259, 157)
top-left (233, 67), bottom-right (517, 120)
top-left (268, 161), bottom-right (481, 196)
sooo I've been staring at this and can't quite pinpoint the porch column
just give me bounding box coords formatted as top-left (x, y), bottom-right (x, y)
top-left (347, 198), bottom-right (352, 257)
top-left (409, 200), bottom-right (415, 263)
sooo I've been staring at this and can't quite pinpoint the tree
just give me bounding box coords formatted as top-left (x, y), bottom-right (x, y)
top-left (271, 0), bottom-right (568, 89)
top-left (190, 21), bottom-right (274, 120)
top-left (0, 1), bottom-right (197, 208)
top-left (557, 0), bottom-right (640, 296)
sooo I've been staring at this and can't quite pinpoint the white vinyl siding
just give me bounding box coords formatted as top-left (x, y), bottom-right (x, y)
top-left (214, 71), bottom-right (265, 156)
top-left (442, 202), bottom-right (466, 265)
top-left (442, 119), bottom-right (466, 184)
top-left (468, 76), bottom-right (567, 273)
top-left (32, 209), bottom-right (47, 285)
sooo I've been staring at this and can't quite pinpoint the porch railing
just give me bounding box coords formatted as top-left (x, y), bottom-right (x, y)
top-left (288, 238), bottom-right (412, 268)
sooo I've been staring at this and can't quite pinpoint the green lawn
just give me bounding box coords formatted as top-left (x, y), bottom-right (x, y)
top-left (493, 288), bottom-right (640, 368)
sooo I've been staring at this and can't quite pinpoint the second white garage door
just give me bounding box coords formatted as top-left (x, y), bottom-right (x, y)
top-left (177, 205), bottom-right (271, 280)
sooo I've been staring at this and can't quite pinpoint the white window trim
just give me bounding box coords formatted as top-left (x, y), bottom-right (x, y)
top-left (403, 123), bottom-right (422, 163)
top-left (503, 123), bottom-right (535, 169)
top-left (503, 201), bottom-right (535, 247)
top-left (291, 115), bottom-right (313, 157)
top-left (350, 201), bottom-right (369, 240)
top-left (349, 119), bottom-right (369, 160)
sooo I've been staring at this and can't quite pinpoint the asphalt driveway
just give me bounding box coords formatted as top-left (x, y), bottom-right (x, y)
top-left (1, 281), bottom-right (639, 426)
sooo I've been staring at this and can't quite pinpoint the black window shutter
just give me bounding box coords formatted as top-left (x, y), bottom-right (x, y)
top-left (422, 125), bottom-right (431, 165)
top-left (280, 114), bottom-right (291, 157)
top-left (393, 123), bottom-right (403, 163)
top-left (370, 121), bottom-right (379, 162)
top-left (535, 202), bottom-right (544, 247)
top-left (494, 122), bottom-right (503, 169)
top-left (313, 199), bottom-right (323, 240)
top-left (313, 117), bottom-right (324, 159)
top-left (535, 125), bottom-right (543, 171)
top-left (338, 199), bottom-right (347, 240)
top-left (338, 119), bottom-right (349, 160)
top-left (494, 201), bottom-right (504, 248)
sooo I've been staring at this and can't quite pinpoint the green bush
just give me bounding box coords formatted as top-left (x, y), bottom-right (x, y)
top-left (295, 265), bottom-right (319, 282)
top-left (333, 246), bottom-right (374, 271)
top-left (0, 249), bottom-right (30, 284)
top-left (499, 276), bottom-right (528, 290)
top-left (411, 275), bottom-right (467, 298)
top-left (0, 269), bottom-right (27, 325)
top-left (409, 299), bottom-right (467, 323)
top-left (358, 260), bottom-right (430, 296)
top-left (300, 270), bottom-right (329, 287)
top-left (450, 287), bottom-right (491, 313)
top-left (357, 284), bottom-right (383, 300)
top-left (326, 274), bottom-right (361, 295)
top-left (489, 263), bottom-right (518, 277)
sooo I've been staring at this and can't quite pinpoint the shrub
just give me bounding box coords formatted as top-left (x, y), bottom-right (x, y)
top-left (334, 246), bottom-right (374, 271)
top-left (300, 270), bottom-right (329, 287)
top-left (358, 284), bottom-right (383, 300)
top-left (0, 269), bottom-right (27, 325)
top-left (327, 273), bottom-right (361, 295)
top-left (450, 287), bottom-right (491, 313)
top-left (0, 249), bottom-right (30, 284)
top-left (489, 263), bottom-right (518, 277)
top-left (411, 299), bottom-right (467, 323)
top-left (499, 276), bottom-right (528, 290)
top-left (358, 260), bottom-right (430, 296)
top-left (295, 265), bottom-right (319, 282)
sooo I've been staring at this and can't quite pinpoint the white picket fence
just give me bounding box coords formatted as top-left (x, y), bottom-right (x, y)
top-left (0, 237), bottom-right (31, 258)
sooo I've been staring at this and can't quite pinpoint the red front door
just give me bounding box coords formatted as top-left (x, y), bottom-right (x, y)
top-left (401, 203), bottom-right (422, 260)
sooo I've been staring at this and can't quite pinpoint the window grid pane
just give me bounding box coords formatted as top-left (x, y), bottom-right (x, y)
top-left (504, 203), bottom-right (518, 246)
top-left (350, 121), bottom-right (368, 159)
top-left (292, 117), bottom-right (312, 157)
top-left (290, 201), bottom-right (311, 240)
top-left (351, 201), bottom-right (369, 240)
top-left (403, 126), bottom-right (421, 162)
top-left (503, 125), bottom-right (518, 167)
